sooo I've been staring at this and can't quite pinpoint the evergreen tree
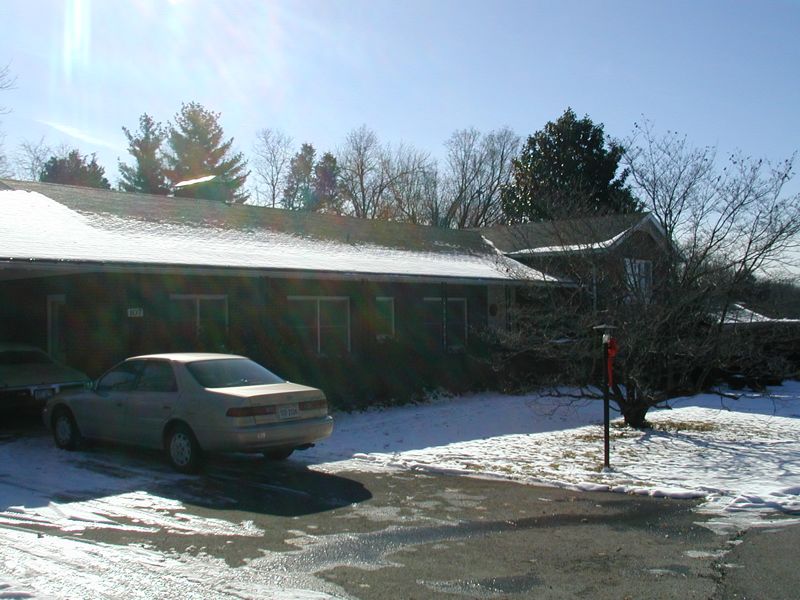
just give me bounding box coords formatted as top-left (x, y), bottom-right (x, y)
top-left (40, 149), bottom-right (111, 189)
top-left (502, 108), bottom-right (640, 222)
top-left (282, 143), bottom-right (316, 210)
top-left (118, 113), bottom-right (169, 194)
top-left (164, 102), bottom-right (249, 202)
top-left (311, 152), bottom-right (341, 213)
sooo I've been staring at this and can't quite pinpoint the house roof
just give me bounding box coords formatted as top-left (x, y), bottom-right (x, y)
top-left (0, 179), bottom-right (556, 285)
top-left (723, 304), bottom-right (800, 326)
top-left (479, 213), bottom-right (663, 257)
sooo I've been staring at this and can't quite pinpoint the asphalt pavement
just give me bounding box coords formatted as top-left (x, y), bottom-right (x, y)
top-left (3, 414), bottom-right (799, 599)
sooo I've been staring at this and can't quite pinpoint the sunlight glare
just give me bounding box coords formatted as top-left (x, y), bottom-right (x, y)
top-left (62, 0), bottom-right (92, 82)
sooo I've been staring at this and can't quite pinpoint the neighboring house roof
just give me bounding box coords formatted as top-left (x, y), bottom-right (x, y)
top-left (479, 213), bottom-right (666, 257)
top-left (722, 304), bottom-right (800, 326)
top-left (0, 179), bottom-right (557, 285)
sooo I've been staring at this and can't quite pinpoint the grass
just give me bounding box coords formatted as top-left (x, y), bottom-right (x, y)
top-left (649, 420), bottom-right (716, 433)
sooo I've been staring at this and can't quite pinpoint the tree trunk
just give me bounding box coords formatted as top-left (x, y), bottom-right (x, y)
top-left (616, 384), bottom-right (651, 429)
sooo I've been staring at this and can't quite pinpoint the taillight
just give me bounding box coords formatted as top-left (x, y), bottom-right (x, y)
top-left (299, 399), bottom-right (327, 411)
top-left (226, 405), bottom-right (277, 417)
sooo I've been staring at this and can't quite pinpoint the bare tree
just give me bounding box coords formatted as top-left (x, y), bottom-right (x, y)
top-left (252, 128), bottom-right (293, 208)
top-left (493, 123), bottom-right (800, 428)
top-left (0, 63), bottom-right (16, 177)
top-left (0, 63), bottom-right (13, 115)
top-left (15, 137), bottom-right (53, 181)
top-left (384, 144), bottom-right (438, 224)
top-left (337, 125), bottom-right (388, 219)
top-left (0, 131), bottom-right (9, 177)
top-left (438, 127), bottom-right (519, 228)
top-left (337, 126), bottom-right (428, 220)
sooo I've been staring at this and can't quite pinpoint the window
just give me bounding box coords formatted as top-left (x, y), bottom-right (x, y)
top-left (624, 259), bottom-right (653, 301)
top-left (446, 298), bottom-right (467, 351)
top-left (423, 298), bottom-right (445, 353)
top-left (287, 297), bottom-right (350, 355)
top-left (170, 294), bottom-right (229, 349)
top-left (186, 358), bottom-right (284, 388)
top-left (375, 297), bottom-right (395, 340)
top-left (137, 361), bottom-right (177, 392)
top-left (97, 360), bottom-right (142, 393)
top-left (424, 297), bottom-right (468, 352)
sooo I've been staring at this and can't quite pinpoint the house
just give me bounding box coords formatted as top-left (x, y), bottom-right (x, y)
top-left (0, 179), bottom-right (560, 405)
top-left (479, 213), bottom-right (669, 309)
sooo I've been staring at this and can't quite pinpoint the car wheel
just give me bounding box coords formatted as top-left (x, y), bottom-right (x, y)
top-left (166, 424), bottom-right (202, 473)
top-left (52, 408), bottom-right (81, 450)
top-left (262, 447), bottom-right (294, 461)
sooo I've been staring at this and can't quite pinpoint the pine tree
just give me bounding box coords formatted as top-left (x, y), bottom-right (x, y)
top-left (502, 108), bottom-right (640, 222)
top-left (164, 102), bottom-right (249, 202)
top-left (118, 113), bottom-right (169, 195)
top-left (311, 152), bottom-right (341, 213)
top-left (282, 143), bottom-right (316, 210)
top-left (40, 149), bottom-right (111, 189)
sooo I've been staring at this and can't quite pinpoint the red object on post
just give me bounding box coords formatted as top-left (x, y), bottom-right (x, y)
top-left (606, 337), bottom-right (618, 387)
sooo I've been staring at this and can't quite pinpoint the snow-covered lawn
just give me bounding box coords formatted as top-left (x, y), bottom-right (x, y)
top-left (1, 381), bottom-right (799, 598)
top-left (301, 381), bottom-right (800, 531)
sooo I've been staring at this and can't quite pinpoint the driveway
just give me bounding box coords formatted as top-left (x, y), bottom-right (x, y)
top-left (2, 417), bottom-right (798, 599)
top-left (6, 374), bottom-right (800, 600)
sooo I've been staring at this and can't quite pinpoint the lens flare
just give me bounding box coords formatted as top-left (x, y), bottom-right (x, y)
top-left (62, 0), bottom-right (92, 82)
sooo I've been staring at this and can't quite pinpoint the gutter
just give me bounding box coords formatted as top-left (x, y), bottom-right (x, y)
top-left (0, 258), bottom-right (571, 287)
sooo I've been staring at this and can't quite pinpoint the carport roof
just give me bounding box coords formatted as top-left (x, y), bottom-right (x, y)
top-left (0, 179), bottom-right (557, 284)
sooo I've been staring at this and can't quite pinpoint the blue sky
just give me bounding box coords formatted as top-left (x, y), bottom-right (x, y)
top-left (1, 0), bottom-right (798, 192)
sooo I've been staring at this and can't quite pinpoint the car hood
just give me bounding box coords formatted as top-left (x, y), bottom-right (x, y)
top-left (0, 364), bottom-right (90, 390)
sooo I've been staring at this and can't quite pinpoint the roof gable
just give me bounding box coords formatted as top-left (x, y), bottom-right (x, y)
top-left (479, 213), bottom-right (667, 257)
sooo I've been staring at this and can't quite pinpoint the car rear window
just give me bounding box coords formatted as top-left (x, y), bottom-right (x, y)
top-left (186, 358), bottom-right (285, 388)
top-left (0, 350), bottom-right (54, 366)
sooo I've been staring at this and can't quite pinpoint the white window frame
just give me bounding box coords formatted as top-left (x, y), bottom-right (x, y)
top-left (375, 297), bottom-right (395, 340)
top-left (424, 297), bottom-right (468, 351)
top-left (287, 296), bottom-right (351, 354)
top-left (169, 294), bottom-right (229, 338)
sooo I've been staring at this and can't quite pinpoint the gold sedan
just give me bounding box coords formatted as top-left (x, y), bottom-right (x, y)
top-left (43, 353), bottom-right (334, 472)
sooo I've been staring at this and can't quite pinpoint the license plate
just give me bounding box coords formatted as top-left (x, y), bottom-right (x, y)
top-left (278, 404), bottom-right (299, 420)
top-left (34, 388), bottom-right (54, 401)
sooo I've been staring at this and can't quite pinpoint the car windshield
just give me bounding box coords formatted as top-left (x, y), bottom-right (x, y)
top-left (186, 358), bottom-right (284, 388)
top-left (0, 350), bottom-right (54, 366)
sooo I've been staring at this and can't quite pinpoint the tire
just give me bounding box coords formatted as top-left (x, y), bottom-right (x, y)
top-left (262, 447), bottom-right (294, 461)
top-left (52, 408), bottom-right (81, 450)
top-left (166, 424), bottom-right (202, 473)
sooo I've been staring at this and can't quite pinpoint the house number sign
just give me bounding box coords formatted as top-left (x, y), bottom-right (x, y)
top-left (127, 308), bottom-right (144, 318)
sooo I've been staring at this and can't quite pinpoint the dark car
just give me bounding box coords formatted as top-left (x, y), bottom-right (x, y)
top-left (0, 343), bottom-right (90, 411)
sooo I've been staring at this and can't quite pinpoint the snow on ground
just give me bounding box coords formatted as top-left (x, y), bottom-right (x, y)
top-left (0, 525), bottom-right (340, 600)
top-left (300, 381), bottom-right (800, 532)
top-left (0, 435), bottom-right (263, 537)
top-left (1, 381), bottom-right (800, 597)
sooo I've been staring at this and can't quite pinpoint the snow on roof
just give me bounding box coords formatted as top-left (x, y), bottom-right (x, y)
top-left (0, 189), bottom-right (556, 284)
top-left (508, 228), bottom-right (629, 256)
top-left (174, 175), bottom-right (217, 188)
top-left (723, 303), bottom-right (800, 325)
top-left (481, 213), bottom-right (664, 257)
